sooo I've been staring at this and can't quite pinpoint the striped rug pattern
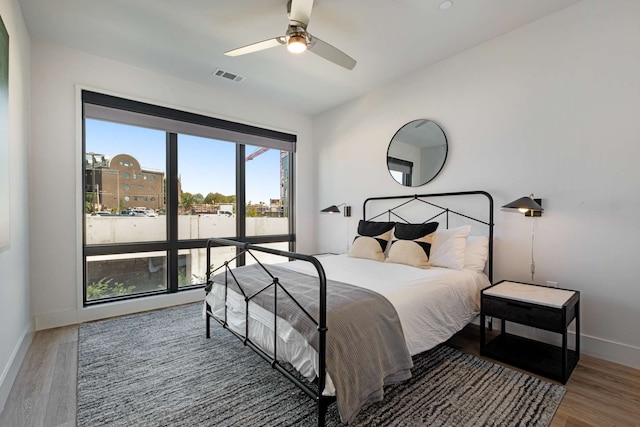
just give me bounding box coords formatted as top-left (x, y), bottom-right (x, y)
top-left (77, 303), bottom-right (565, 426)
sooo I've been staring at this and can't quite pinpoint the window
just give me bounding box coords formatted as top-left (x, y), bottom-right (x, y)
top-left (388, 157), bottom-right (413, 186)
top-left (245, 145), bottom-right (290, 236)
top-left (82, 91), bottom-right (296, 304)
top-left (177, 134), bottom-right (236, 241)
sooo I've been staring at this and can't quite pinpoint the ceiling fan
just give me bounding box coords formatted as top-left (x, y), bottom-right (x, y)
top-left (224, 0), bottom-right (357, 70)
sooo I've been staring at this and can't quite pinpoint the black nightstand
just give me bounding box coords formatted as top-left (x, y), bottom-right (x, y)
top-left (480, 280), bottom-right (580, 384)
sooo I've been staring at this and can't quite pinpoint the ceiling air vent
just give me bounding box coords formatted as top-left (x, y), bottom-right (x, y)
top-left (212, 68), bottom-right (245, 83)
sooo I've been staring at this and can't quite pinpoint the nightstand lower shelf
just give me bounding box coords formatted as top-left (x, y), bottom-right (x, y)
top-left (482, 333), bottom-right (578, 383)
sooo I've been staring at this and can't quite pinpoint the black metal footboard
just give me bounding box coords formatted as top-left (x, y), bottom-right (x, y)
top-left (203, 237), bottom-right (335, 427)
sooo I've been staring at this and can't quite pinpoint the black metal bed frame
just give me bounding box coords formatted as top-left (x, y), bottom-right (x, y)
top-left (204, 190), bottom-right (494, 426)
top-left (363, 190), bottom-right (494, 282)
top-left (204, 239), bottom-right (336, 425)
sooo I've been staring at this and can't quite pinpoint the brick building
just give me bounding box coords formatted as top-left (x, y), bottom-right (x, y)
top-left (85, 153), bottom-right (169, 213)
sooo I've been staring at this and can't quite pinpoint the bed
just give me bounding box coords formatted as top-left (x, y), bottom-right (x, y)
top-left (204, 191), bottom-right (494, 425)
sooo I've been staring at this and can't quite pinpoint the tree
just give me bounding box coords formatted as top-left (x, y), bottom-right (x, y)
top-left (85, 193), bottom-right (95, 213)
top-left (182, 190), bottom-right (236, 211)
top-left (204, 192), bottom-right (227, 204)
top-left (87, 277), bottom-right (135, 300)
top-left (181, 192), bottom-right (195, 212)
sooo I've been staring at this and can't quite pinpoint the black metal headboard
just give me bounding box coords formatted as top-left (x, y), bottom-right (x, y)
top-left (363, 191), bottom-right (494, 283)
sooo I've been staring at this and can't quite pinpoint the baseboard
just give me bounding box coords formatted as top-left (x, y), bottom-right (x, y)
top-left (34, 289), bottom-right (204, 330)
top-left (580, 333), bottom-right (640, 370)
top-left (474, 317), bottom-right (640, 370)
top-left (0, 323), bottom-right (35, 414)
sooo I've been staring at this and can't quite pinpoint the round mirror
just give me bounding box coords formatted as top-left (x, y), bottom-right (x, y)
top-left (386, 119), bottom-right (448, 187)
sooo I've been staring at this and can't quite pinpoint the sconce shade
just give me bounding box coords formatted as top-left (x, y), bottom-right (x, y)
top-left (321, 203), bottom-right (351, 217)
top-left (321, 205), bottom-right (341, 214)
top-left (503, 194), bottom-right (544, 215)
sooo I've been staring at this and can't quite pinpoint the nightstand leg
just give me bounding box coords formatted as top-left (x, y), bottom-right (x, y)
top-left (576, 300), bottom-right (581, 359)
top-left (480, 312), bottom-right (486, 352)
top-left (501, 318), bottom-right (506, 335)
top-left (562, 329), bottom-right (568, 383)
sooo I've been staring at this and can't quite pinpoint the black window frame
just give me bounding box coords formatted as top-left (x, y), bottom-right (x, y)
top-left (82, 90), bottom-right (296, 306)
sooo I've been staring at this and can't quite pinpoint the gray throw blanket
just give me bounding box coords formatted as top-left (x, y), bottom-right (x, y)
top-left (211, 263), bottom-right (413, 424)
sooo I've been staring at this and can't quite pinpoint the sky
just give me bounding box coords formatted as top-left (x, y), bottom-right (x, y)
top-left (86, 119), bottom-right (283, 204)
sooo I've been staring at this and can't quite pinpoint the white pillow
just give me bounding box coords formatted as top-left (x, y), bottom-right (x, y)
top-left (464, 235), bottom-right (489, 272)
top-left (429, 225), bottom-right (471, 270)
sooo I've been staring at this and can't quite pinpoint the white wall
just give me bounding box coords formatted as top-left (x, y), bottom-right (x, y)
top-left (29, 42), bottom-right (315, 329)
top-left (314, 0), bottom-right (640, 368)
top-left (0, 0), bottom-right (31, 412)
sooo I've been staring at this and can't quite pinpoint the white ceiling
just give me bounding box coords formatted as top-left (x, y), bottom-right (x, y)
top-left (18, 0), bottom-right (581, 115)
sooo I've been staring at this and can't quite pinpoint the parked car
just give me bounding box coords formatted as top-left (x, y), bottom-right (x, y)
top-left (119, 208), bottom-right (158, 217)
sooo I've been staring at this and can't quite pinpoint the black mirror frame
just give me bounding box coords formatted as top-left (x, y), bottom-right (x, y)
top-left (386, 119), bottom-right (448, 187)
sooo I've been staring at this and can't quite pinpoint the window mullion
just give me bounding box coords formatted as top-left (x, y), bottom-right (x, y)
top-left (167, 132), bottom-right (179, 292)
top-left (236, 144), bottom-right (246, 266)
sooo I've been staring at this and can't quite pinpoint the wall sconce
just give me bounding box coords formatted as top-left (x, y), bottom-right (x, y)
top-left (503, 194), bottom-right (544, 281)
top-left (321, 203), bottom-right (352, 253)
top-left (502, 194), bottom-right (543, 216)
top-left (320, 203), bottom-right (351, 217)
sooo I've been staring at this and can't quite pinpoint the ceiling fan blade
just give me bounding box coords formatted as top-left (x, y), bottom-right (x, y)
top-left (225, 37), bottom-right (285, 57)
top-left (308, 35), bottom-right (357, 70)
top-left (289, 0), bottom-right (314, 27)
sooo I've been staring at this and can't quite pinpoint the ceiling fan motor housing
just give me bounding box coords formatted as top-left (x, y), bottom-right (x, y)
top-left (286, 25), bottom-right (309, 52)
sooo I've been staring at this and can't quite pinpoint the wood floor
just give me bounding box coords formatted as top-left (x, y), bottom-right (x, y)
top-left (1, 324), bottom-right (638, 427)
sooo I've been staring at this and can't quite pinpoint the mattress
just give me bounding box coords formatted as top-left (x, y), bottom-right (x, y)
top-left (204, 253), bottom-right (490, 395)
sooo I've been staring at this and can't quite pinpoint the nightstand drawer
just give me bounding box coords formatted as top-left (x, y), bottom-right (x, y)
top-left (483, 297), bottom-right (563, 332)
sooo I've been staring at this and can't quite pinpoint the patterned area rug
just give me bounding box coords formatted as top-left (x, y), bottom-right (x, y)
top-left (77, 303), bottom-right (565, 426)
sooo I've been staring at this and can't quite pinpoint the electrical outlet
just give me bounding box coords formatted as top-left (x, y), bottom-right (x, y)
top-left (546, 280), bottom-right (558, 288)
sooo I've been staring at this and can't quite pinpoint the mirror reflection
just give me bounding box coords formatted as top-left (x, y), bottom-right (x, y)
top-left (387, 119), bottom-right (448, 187)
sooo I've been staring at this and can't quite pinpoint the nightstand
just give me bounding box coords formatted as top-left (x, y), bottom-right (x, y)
top-left (480, 280), bottom-right (580, 384)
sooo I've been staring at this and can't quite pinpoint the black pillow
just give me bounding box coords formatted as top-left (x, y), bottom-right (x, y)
top-left (357, 220), bottom-right (395, 238)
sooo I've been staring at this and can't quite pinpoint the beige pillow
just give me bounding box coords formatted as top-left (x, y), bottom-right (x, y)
top-left (383, 222), bottom-right (439, 269)
top-left (348, 220), bottom-right (396, 262)
top-left (349, 236), bottom-right (387, 262)
top-left (385, 239), bottom-right (432, 268)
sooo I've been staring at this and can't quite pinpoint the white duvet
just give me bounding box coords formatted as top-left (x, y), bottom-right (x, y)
top-left (205, 254), bottom-right (490, 395)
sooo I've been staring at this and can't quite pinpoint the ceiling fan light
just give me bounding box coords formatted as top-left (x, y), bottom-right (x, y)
top-left (287, 34), bottom-right (307, 53)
